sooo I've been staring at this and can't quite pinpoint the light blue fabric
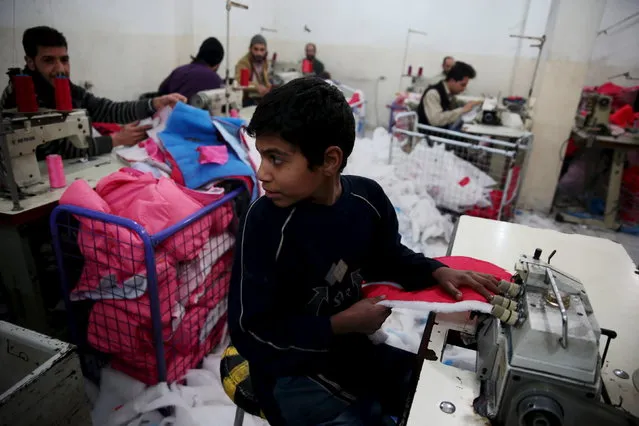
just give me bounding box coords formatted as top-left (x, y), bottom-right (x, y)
top-left (159, 103), bottom-right (257, 199)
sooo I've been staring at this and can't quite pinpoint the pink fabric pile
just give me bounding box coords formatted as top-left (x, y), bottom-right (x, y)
top-left (60, 168), bottom-right (236, 384)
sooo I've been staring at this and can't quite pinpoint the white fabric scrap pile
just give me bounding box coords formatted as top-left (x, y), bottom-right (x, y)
top-left (346, 128), bottom-right (455, 258)
top-left (392, 141), bottom-right (495, 212)
top-left (88, 345), bottom-right (268, 426)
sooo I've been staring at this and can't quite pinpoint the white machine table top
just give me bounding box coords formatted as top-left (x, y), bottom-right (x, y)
top-left (462, 123), bottom-right (528, 139)
top-left (0, 153), bottom-right (122, 215)
top-left (407, 216), bottom-right (639, 425)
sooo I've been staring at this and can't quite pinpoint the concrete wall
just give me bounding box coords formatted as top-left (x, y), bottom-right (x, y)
top-left (0, 0), bottom-right (637, 211)
top-left (0, 0), bottom-right (194, 101)
top-left (0, 0), bottom-right (635, 112)
top-left (0, 0), bottom-right (551, 126)
top-left (222, 0), bottom-right (552, 127)
top-left (586, 0), bottom-right (639, 87)
top-left (518, 0), bottom-right (608, 211)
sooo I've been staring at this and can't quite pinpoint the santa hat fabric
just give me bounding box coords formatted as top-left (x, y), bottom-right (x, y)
top-left (363, 255), bottom-right (512, 310)
top-left (365, 256), bottom-right (514, 350)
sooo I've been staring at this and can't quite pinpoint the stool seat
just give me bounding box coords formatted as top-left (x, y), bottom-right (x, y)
top-left (220, 344), bottom-right (265, 419)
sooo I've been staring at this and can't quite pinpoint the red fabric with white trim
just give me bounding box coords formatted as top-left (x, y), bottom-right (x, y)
top-left (362, 256), bottom-right (512, 304)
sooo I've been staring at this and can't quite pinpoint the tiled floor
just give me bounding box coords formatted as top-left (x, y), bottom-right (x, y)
top-left (514, 210), bottom-right (639, 264)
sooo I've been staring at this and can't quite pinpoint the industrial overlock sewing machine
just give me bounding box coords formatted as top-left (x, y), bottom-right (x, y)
top-left (575, 92), bottom-right (612, 132)
top-left (472, 248), bottom-right (639, 426)
top-left (0, 109), bottom-right (91, 209)
top-left (190, 88), bottom-right (243, 117)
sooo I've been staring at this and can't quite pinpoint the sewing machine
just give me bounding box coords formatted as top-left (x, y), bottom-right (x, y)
top-left (473, 248), bottom-right (639, 426)
top-left (407, 76), bottom-right (430, 94)
top-left (1, 110), bottom-right (90, 196)
top-left (478, 97), bottom-right (503, 126)
top-left (575, 93), bottom-right (612, 132)
top-left (190, 88), bottom-right (243, 117)
top-left (268, 60), bottom-right (303, 86)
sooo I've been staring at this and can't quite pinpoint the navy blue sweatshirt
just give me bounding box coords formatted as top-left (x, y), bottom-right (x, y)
top-left (227, 176), bottom-right (445, 392)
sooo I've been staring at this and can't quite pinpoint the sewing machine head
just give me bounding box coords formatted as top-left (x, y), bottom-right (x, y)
top-left (190, 88), bottom-right (243, 117)
top-left (478, 97), bottom-right (503, 126)
top-left (1, 109), bottom-right (90, 190)
top-left (474, 248), bottom-right (638, 425)
top-left (575, 93), bottom-right (611, 132)
top-left (407, 76), bottom-right (430, 94)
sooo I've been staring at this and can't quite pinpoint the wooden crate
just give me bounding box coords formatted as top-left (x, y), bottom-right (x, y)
top-left (0, 321), bottom-right (91, 426)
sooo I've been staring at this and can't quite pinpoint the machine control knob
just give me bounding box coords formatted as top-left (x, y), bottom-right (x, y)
top-left (533, 248), bottom-right (542, 260)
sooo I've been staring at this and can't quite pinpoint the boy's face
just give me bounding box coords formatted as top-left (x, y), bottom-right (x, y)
top-left (256, 135), bottom-right (330, 208)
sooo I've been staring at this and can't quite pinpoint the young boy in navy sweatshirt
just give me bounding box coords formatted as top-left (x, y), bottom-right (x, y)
top-left (227, 77), bottom-right (498, 425)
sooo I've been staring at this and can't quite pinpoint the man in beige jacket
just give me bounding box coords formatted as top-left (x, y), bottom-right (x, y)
top-left (417, 61), bottom-right (481, 131)
top-left (235, 34), bottom-right (272, 107)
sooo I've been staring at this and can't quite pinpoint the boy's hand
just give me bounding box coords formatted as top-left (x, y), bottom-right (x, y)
top-left (331, 296), bottom-right (392, 335)
top-left (433, 268), bottom-right (499, 301)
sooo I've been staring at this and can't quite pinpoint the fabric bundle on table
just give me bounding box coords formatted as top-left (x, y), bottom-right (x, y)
top-left (160, 103), bottom-right (258, 200)
top-left (363, 256), bottom-right (518, 351)
top-left (113, 103), bottom-right (258, 200)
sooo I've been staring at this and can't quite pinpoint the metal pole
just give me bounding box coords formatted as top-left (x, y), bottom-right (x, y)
top-left (508, 0), bottom-right (532, 95)
top-left (398, 29), bottom-right (427, 92)
top-left (510, 34), bottom-right (546, 108)
top-left (399, 31), bottom-right (410, 93)
top-left (527, 35), bottom-right (546, 101)
top-left (597, 11), bottom-right (639, 36)
top-left (225, 1), bottom-right (231, 117)
top-left (224, 1), bottom-right (249, 117)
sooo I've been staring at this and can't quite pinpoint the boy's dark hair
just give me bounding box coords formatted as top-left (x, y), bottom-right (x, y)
top-left (23, 26), bottom-right (67, 58)
top-left (247, 77), bottom-right (355, 171)
top-left (446, 61), bottom-right (476, 82)
top-left (192, 37), bottom-right (224, 67)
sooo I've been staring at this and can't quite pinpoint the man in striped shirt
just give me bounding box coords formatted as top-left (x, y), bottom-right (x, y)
top-left (1, 26), bottom-right (186, 160)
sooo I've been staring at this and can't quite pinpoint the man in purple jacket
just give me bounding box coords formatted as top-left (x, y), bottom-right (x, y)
top-left (158, 37), bottom-right (224, 102)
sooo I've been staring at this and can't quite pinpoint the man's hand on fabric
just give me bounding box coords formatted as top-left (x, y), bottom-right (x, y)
top-left (433, 268), bottom-right (499, 301)
top-left (152, 93), bottom-right (187, 110)
top-left (111, 121), bottom-right (152, 147)
top-left (331, 296), bottom-right (391, 335)
top-left (462, 100), bottom-right (482, 113)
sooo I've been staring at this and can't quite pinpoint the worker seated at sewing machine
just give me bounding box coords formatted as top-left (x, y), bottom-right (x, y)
top-left (0, 26), bottom-right (185, 161)
top-left (235, 34), bottom-right (272, 107)
top-left (426, 55), bottom-right (455, 86)
top-left (227, 77), bottom-right (500, 425)
top-left (417, 61), bottom-right (482, 131)
top-left (158, 37), bottom-right (224, 103)
top-left (301, 43), bottom-right (331, 79)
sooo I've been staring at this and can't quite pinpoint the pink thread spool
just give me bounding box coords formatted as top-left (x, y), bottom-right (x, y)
top-left (46, 154), bottom-right (66, 188)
